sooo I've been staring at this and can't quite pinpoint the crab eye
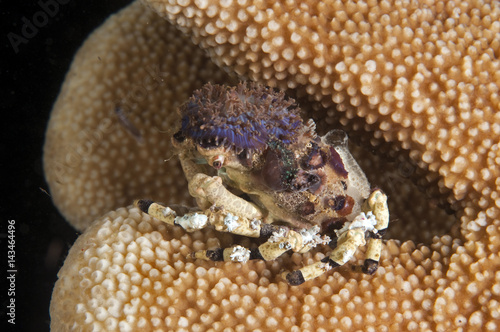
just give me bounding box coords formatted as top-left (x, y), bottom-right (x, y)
top-left (211, 156), bottom-right (224, 169)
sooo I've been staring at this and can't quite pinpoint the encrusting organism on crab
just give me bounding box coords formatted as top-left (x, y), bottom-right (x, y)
top-left (176, 82), bottom-right (303, 153)
top-left (135, 82), bottom-right (390, 285)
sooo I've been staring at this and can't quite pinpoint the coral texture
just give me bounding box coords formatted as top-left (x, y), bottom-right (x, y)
top-left (144, 0), bottom-right (500, 206)
top-left (50, 205), bottom-right (469, 332)
top-left (47, 0), bottom-right (500, 331)
top-left (43, 1), bottom-right (232, 231)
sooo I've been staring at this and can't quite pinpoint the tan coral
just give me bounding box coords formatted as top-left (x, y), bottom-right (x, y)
top-left (139, 1), bottom-right (500, 328)
top-left (47, 0), bottom-right (500, 331)
top-left (43, 1), bottom-right (232, 231)
top-left (142, 0), bottom-right (500, 245)
top-left (144, 0), bottom-right (500, 205)
top-left (51, 205), bottom-right (462, 331)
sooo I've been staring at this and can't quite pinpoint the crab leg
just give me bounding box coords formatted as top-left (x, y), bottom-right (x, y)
top-left (281, 190), bottom-right (389, 285)
top-left (134, 199), bottom-right (330, 264)
top-left (187, 173), bottom-right (264, 220)
top-left (177, 152), bottom-right (265, 220)
top-left (358, 189), bottom-right (389, 274)
top-left (282, 227), bottom-right (367, 285)
top-left (192, 225), bottom-right (329, 263)
top-left (135, 199), bottom-right (263, 236)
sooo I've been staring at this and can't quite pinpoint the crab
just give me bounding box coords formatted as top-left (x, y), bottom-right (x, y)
top-left (135, 82), bottom-right (389, 286)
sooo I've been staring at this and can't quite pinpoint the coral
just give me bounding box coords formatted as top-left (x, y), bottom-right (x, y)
top-left (50, 205), bottom-right (500, 331)
top-left (43, 1), bottom-right (232, 231)
top-left (47, 205), bottom-right (459, 331)
top-left (47, 0), bottom-right (500, 331)
top-left (144, 0), bottom-right (500, 205)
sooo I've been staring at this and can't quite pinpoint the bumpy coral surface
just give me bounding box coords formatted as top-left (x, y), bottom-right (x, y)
top-left (48, 0), bottom-right (500, 331)
top-left (43, 1), bottom-right (232, 231)
top-left (144, 0), bottom-right (500, 206)
top-left (52, 205), bottom-right (479, 332)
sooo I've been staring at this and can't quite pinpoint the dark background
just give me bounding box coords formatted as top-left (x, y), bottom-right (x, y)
top-left (2, 1), bottom-right (132, 331)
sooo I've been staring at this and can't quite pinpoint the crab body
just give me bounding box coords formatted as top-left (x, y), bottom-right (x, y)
top-left (136, 82), bottom-right (389, 285)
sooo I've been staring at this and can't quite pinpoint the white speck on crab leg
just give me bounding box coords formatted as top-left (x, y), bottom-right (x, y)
top-left (279, 242), bottom-right (293, 250)
top-left (227, 245), bottom-right (250, 263)
top-left (339, 247), bottom-right (357, 264)
top-left (223, 213), bottom-right (239, 232)
top-left (175, 213), bottom-right (209, 231)
top-left (300, 225), bottom-right (331, 247)
top-left (250, 218), bottom-right (261, 230)
top-left (162, 207), bottom-right (176, 217)
top-left (336, 212), bottom-right (377, 236)
top-left (269, 228), bottom-right (288, 243)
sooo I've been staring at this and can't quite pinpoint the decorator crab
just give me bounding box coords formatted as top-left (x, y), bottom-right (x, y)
top-left (136, 82), bottom-right (389, 286)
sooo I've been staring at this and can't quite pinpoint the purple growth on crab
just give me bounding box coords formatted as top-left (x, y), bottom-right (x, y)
top-left (301, 141), bottom-right (327, 170)
top-left (177, 82), bottom-right (303, 152)
top-left (329, 147), bottom-right (348, 178)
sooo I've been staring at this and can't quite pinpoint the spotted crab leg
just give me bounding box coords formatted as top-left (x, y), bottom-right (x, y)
top-left (134, 199), bottom-right (329, 264)
top-left (192, 225), bottom-right (330, 264)
top-left (135, 198), bottom-right (261, 234)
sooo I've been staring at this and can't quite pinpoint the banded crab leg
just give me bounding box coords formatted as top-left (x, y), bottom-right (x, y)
top-left (192, 224), bottom-right (330, 264)
top-left (134, 199), bottom-right (330, 264)
top-left (357, 189), bottom-right (389, 274)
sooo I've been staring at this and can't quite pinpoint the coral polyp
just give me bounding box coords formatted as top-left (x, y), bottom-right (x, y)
top-left (176, 82), bottom-right (303, 153)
